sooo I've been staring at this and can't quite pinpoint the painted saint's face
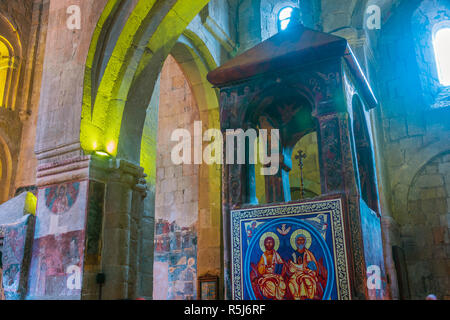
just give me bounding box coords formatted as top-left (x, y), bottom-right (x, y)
top-left (264, 238), bottom-right (275, 251)
top-left (296, 236), bottom-right (306, 250)
top-left (70, 239), bottom-right (76, 252)
top-left (58, 186), bottom-right (66, 198)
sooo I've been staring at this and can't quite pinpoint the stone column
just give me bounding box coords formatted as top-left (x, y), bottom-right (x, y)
top-left (34, 0), bottom-right (108, 158)
top-left (137, 185), bottom-right (155, 299)
top-left (99, 159), bottom-right (146, 300)
top-left (28, 0), bottom-right (150, 300)
top-left (26, 150), bottom-right (148, 300)
top-left (129, 176), bottom-right (147, 299)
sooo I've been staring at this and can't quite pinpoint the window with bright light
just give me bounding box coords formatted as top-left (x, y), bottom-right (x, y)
top-left (278, 7), bottom-right (293, 31)
top-left (433, 27), bottom-right (450, 86)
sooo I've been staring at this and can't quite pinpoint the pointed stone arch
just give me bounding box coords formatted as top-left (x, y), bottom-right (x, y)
top-left (138, 31), bottom-right (222, 299)
top-left (405, 151), bottom-right (450, 299)
top-left (170, 35), bottom-right (222, 285)
top-left (0, 13), bottom-right (22, 110)
top-left (81, 0), bottom-right (211, 162)
top-left (0, 131), bottom-right (13, 203)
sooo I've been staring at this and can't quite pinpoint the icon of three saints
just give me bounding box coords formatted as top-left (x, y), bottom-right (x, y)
top-left (254, 230), bottom-right (324, 300)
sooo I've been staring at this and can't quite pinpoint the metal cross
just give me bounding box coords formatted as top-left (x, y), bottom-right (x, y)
top-left (295, 149), bottom-right (307, 199)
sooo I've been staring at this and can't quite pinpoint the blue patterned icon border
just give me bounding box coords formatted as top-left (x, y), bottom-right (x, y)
top-left (230, 198), bottom-right (351, 300)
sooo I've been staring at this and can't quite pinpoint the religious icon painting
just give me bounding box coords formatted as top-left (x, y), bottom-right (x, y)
top-left (198, 274), bottom-right (219, 300)
top-left (230, 197), bottom-right (351, 300)
top-left (45, 182), bottom-right (80, 214)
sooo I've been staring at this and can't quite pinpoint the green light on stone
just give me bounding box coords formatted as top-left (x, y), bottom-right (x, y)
top-left (95, 150), bottom-right (110, 157)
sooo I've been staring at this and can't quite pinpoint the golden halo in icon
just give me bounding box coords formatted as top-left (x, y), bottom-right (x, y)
top-left (259, 232), bottom-right (280, 252)
top-left (290, 229), bottom-right (312, 250)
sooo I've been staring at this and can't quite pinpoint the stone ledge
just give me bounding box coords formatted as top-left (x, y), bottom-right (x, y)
top-left (36, 155), bottom-right (90, 187)
top-left (35, 141), bottom-right (82, 161)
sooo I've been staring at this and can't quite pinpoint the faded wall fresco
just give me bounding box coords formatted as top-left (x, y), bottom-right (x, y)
top-left (0, 226), bottom-right (4, 300)
top-left (153, 219), bottom-right (197, 300)
top-left (1, 214), bottom-right (35, 300)
top-left (0, 269), bottom-right (4, 300)
top-left (26, 181), bottom-right (88, 300)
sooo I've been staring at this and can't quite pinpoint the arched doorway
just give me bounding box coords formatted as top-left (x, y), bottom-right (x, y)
top-left (80, 1), bottom-right (222, 299)
top-left (0, 133), bottom-right (12, 203)
top-left (0, 14), bottom-right (22, 111)
top-left (406, 151), bottom-right (450, 300)
top-left (152, 54), bottom-right (201, 300)
top-left (149, 46), bottom-right (222, 299)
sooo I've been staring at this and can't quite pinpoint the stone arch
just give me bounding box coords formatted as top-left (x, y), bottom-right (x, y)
top-left (149, 33), bottom-right (221, 298)
top-left (289, 131), bottom-right (321, 200)
top-left (78, 1), bottom-right (229, 300)
top-left (0, 13), bottom-right (24, 204)
top-left (0, 13), bottom-right (22, 110)
top-left (172, 38), bottom-right (222, 283)
top-left (172, 31), bottom-right (219, 115)
top-left (156, 34), bottom-right (222, 296)
top-left (138, 30), bottom-right (219, 183)
top-left (391, 136), bottom-right (450, 216)
top-left (0, 130), bottom-right (13, 203)
top-left (80, 0), bottom-right (211, 162)
top-left (152, 54), bottom-right (203, 300)
top-left (83, 0), bottom-right (135, 113)
top-left (404, 151), bottom-right (450, 299)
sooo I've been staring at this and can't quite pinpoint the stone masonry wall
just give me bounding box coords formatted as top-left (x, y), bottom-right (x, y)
top-left (405, 152), bottom-right (450, 299)
top-left (364, 0), bottom-right (450, 300)
top-left (153, 55), bottom-right (200, 300)
top-left (14, 0), bottom-right (50, 193)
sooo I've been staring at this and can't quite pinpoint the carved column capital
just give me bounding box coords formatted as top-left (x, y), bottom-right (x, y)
top-left (18, 109), bottom-right (31, 122)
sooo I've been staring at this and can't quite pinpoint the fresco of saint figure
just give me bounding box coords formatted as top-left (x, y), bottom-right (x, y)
top-left (287, 230), bottom-right (321, 300)
top-left (53, 186), bottom-right (69, 214)
top-left (45, 182), bottom-right (80, 214)
top-left (255, 233), bottom-right (286, 300)
top-left (0, 268), bottom-right (4, 300)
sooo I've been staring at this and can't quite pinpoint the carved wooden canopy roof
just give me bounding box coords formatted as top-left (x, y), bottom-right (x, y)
top-left (207, 24), bottom-right (377, 109)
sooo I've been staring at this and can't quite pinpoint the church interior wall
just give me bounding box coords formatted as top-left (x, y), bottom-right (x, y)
top-left (0, 0), bottom-right (448, 300)
top-left (147, 43), bottom-right (223, 299)
top-left (0, 0), bottom-right (41, 202)
top-left (35, 0), bottom-right (108, 164)
top-left (153, 55), bottom-right (201, 300)
top-left (363, 0), bottom-right (450, 299)
top-left (406, 152), bottom-right (450, 299)
top-left (14, 0), bottom-right (50, 195)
